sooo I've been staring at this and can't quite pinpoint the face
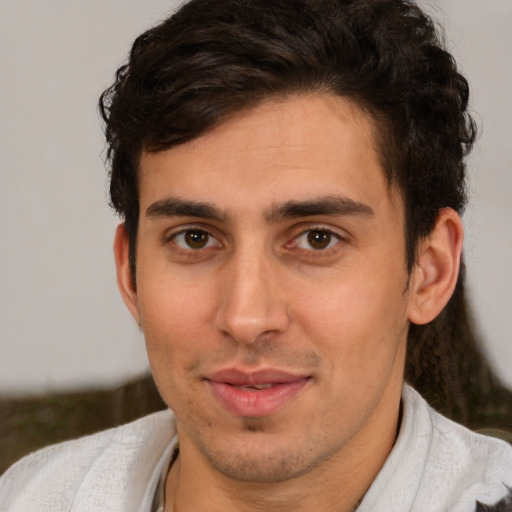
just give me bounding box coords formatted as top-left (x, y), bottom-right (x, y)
top-left (120, 94), bottom-right (414, 483)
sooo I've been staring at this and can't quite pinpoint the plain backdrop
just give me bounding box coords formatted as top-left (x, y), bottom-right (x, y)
top-left (0, 0), bottom-right (511, 395)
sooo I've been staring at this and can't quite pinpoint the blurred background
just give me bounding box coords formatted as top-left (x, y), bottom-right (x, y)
top-left (0, 0), bottom-right (511, 471)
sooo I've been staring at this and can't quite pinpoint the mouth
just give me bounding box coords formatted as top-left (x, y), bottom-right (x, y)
top-left (234, 383), bottom-right (275, 391)
top-left (205, 368), bottom-right (311, 417)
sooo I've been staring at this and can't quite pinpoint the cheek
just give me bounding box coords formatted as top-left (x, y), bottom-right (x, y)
top-left (136, 276), bottom-right (215, 389)
top-left (293, 267), bottom-right (409, 371)
top-left (137, 268), bottom-right (215, 339)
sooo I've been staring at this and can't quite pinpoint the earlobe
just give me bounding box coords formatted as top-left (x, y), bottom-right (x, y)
top-left (407, 208), bottom-right (464, 325)
top-left (113, 223), bottom-right (140, 325)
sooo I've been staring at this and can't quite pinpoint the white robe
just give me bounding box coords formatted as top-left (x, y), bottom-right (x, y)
top-left (1, 385), bottom-right (511, 512)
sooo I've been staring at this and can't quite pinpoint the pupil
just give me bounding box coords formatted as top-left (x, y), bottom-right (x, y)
top-left (307, 230), bottom-right (331, 249)
top-left (185, 230), bottom-right (208, 249)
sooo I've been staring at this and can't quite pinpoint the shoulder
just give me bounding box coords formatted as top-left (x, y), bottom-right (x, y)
top-left (412, 386), bottom-right (512, 472)
top-left (0, 409), bottom-right (176, 512)
top-left (405, 385), bottom-right (512, 511)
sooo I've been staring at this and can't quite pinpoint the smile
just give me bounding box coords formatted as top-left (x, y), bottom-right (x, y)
top-left (206, 368), bottom-right (311, 417)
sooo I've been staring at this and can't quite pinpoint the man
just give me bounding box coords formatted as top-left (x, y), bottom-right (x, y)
top-left (1, 0), bottom-right (511, 510)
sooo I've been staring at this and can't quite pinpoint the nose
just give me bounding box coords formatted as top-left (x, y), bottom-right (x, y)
top-left (214, 248), bottom-right (290, 345)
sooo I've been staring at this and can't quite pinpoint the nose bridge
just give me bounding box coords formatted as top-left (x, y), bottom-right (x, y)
top-left (215, 241), bottom-right (288, 344)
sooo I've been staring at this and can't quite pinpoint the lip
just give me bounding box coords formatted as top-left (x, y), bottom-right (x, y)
top-left (206, 368), bottom-right (311, 417)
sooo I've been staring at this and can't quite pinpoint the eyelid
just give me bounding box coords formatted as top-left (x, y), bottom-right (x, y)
top-left (164, 222), bottom-right (216, 239)
top-left (164, 224), bottom-right (223, 249)
top-left (290, 223), bottom-right (349, 240)
top-left (285, 224), bottom-right (349, 253)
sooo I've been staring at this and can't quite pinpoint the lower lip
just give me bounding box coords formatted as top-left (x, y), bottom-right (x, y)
top-left (207, 378), bottom-right (310, 417)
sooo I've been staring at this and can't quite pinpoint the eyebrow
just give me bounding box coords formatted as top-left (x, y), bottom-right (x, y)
top-left (266, 195), bottom-right (374, 222)
top-left (146, 198), bottom-right (226, 221)
top-left (145, 194), bottom-right (374, 223)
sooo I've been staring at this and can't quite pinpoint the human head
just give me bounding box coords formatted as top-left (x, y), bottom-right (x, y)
top-left (104, 0), bottom-right (470, 490)
top-left (100, 0), bottom-right (475, 282)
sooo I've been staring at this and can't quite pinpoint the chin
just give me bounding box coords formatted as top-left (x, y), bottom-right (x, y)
top-left (196, 430), bottom-right (338, 484)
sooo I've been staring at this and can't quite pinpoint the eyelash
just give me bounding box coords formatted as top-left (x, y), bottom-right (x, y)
top-left (288, 228), bottom-right (343, 253)
top-left (164, 227), bottom-right (222, 259)
top-left (165, 225), bottom-right (345, 257)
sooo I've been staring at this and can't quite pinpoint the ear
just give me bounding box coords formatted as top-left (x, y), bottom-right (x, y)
top-left (407, 208), bottom-right (464, 325)
top-left (113, 223), bottom-right (141, 325)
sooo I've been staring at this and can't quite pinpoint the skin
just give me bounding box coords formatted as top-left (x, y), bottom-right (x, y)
top-left (114, 94), bottom-right (463, 511)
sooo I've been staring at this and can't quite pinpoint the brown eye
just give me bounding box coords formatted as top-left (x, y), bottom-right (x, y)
top-left (307, 230), bottom-right (332, 250)
top-left (169, 228), bottom-right (221, 255)
top-left (184, 229), bottom-right (210, 249)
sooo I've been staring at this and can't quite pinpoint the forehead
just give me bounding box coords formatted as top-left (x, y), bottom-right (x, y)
top-left (138, 93), bottom-right (401, 218)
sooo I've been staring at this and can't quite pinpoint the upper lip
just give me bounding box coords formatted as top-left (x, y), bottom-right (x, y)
top-left (206, 368), bottom-right (310, 386)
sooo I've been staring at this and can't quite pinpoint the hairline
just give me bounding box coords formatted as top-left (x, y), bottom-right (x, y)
top-left (127, 90), bottom-right (410, 286)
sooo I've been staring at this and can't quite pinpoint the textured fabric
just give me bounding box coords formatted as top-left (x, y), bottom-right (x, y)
top-left (1, 385), bottom-right (511, 512)
top-left (0, 411), bottom-right (177, 512)
top-left (358, 386), bottom-right (512, 511)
